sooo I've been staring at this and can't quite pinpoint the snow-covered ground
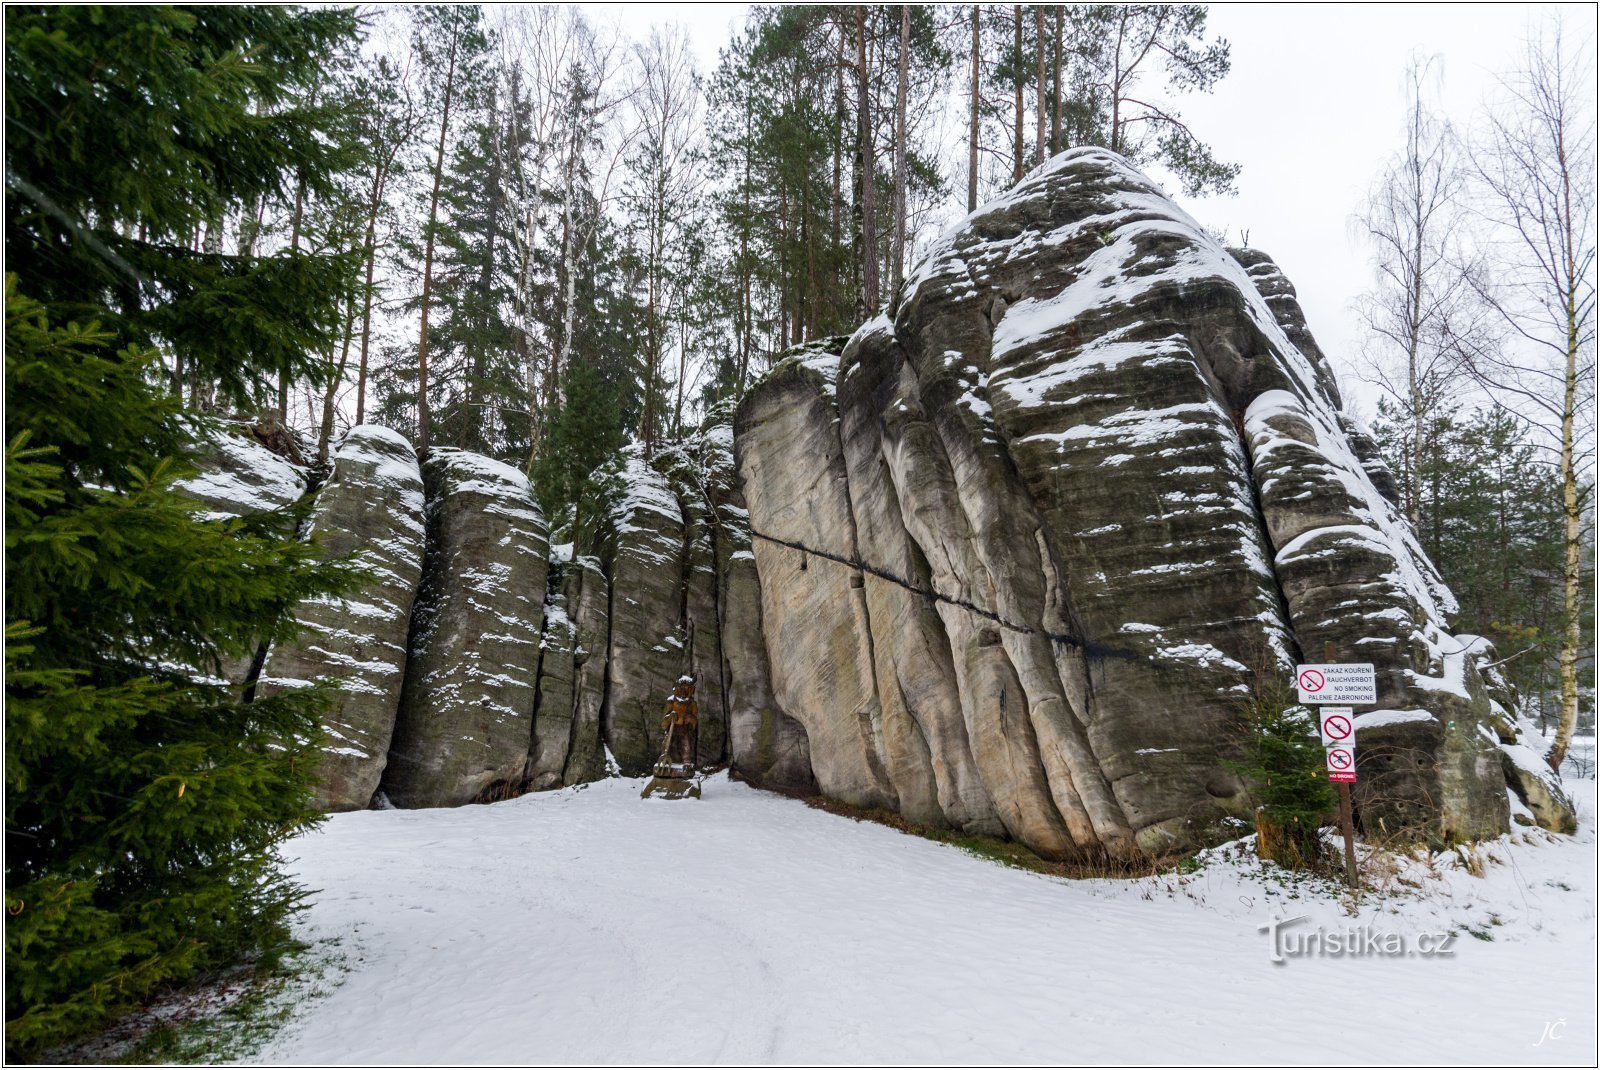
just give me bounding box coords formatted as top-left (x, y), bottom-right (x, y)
top-left (256, 775), bottom-right (1598, 1065)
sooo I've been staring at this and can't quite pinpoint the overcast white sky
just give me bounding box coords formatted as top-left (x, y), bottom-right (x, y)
top-left (580, 2), bottom-right (1595, 419)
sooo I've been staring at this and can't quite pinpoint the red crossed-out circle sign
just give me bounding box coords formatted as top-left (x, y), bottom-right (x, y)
top-left (1322, 714), bottom-right (1353, 741)
top-left (1327, 748), bottom-right (1354, 771)
top-left (1298, 668), bottom-right (1326, 693)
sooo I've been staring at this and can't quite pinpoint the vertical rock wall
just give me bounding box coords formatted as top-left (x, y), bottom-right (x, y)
top-left (732, 147), bottom-right (1548, 855)
top-left (254, 426), bottom-right (426, 811)
top-left (382, 451), bottom-right (549, 807)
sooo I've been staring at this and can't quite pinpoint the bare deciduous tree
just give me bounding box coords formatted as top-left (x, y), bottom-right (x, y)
top-left (1354, 58), bottom-right (1489, 529)
top-left (1457, 20), bottom-right (1596, 771)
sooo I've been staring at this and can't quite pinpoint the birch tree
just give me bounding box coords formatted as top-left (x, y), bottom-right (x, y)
top-left (1459, 21), bottom-right (1596, 770)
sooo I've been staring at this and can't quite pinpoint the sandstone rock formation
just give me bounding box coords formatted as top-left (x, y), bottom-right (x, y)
top-left (208, 147), bottom-right (1568, 853)
top-left (256, 426), bottom-right (426, 811)
top-left (175, 419), bottom-right (309, 521)
top-left (734, 146), bottom-right (1550, 856)
top-left (173, 421), bottom-right (312, 687)
top-left (382, 450), bottom-right (549, 807)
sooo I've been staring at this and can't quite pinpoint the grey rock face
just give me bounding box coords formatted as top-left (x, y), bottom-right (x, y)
top-left (651, 434), bottom-right (733, 767)
top-left (694, 421), bottom-right (816, 796)
top-left (175, 420), bottom-right (309, 520)
top-left (601, 456), bottom-right (692, 776)
top-left (733, 147), bottom-right (1524, 857)
top-left (1245, 391), bottom-right (1509, 843)
top-left (526, 559), bottom-right (579, 792)
top-left (235, 147), bottom-right (1565, 847)
top-left (173, 422), bottom-right (311, 688)
top-left (1498, 741), bottom-right (1577, 833)
top-left (257, 425), bottom-right (426, 811)
top-left (561, 553), bottom-right (611, 786)
top-left (382, 449), bottom-right (549, 807)
top-left (735, 344), bottom-right (903, 813)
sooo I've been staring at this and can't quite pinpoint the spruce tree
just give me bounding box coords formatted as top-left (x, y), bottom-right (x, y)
top-left (1375, 403), bottom-right (1587, 726)
top-left (5, 6), bottom-right (361, 1056)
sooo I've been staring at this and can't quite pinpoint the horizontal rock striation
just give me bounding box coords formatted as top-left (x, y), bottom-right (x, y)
top-left (734, 147), bottom-right (1552, 856)
top-left (182, 147), bottom-right (1566, 849)
top-left (255, 426), bottom-right (427, 811)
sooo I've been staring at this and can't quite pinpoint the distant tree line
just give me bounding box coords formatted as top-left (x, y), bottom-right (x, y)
top-left (141, 4), bottom-right (1239, 534)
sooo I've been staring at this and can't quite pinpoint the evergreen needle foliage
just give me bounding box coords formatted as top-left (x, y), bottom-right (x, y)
top-left (5, 6), bottom-right (364, 1058)
top-left (1230, 674), bottom-right (1336, 871)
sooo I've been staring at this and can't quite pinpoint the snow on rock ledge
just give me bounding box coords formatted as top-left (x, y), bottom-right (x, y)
top-left (174, 419), bottom-right (309, 520)
top-left (381, 449), bottom-right (549, 808)
top-left (257, 425), bottom-right (426, 811)
top-left (734, 146), bottom-right (1561, 857)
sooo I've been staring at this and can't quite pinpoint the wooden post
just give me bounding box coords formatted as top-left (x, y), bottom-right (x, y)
top-left (1324, 639), bottom-right (1358, 889)
top-left (1337, 780), bottom-right (1359, 890)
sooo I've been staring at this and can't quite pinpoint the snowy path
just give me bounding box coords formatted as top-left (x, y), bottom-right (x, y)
top-left (258, 775), bottom-right (1597, 1064)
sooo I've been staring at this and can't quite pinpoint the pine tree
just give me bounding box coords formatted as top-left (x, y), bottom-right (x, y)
top-left (407, 3), bottom-right (493, 454)
top-left (427, 78), bottom-right (533, 460)
top-left (4, 7), bottom-right (362, 1055)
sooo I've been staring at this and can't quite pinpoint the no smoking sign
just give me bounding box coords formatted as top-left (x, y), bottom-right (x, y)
top-left (1295, 663), bottom-right (1377, 704)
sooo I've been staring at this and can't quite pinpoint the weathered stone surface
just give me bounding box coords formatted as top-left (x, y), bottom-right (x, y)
top-left (175, 419), bottom-right (309, 520)
top-left (1246, 389), bottom-right (1508, 843)
top-left (735, 343), bottom-right (902, 811)
top-left (382, 449), bottom-right (549, 807)
top-left (1499, 741), bottom-right (1577, 833)
top-left (683, 418), bottom-right (816, 795)
top-left (241, 147), bottom-right (1562, 847)
top-left (526, 557), bottom-right (578, 792)
top-left (528, 549), bottom-right (614, 790)
top-left (652, 433), bottom-right (732, 767)
top-left (601, 456), bottom-right (692, 776)
top-left (734, 147), bottom-right (1519, 857)
top-left (173, 421), bottom-right (312, 688)
top-left (562, 553), bottom-right (611, 786)
top-left (257, 425), bottom-right (425, 812)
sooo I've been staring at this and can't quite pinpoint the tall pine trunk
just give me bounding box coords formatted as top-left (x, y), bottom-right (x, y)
top-left (416, 32), bottom-right (461, 456)
top-left (318, 296), bottom-right (358, 464)
top-left (890, 5), bottom-right (909, 295)
top-left (354, 158), bottom-right (392, 427)
top-left (1034, 5), bottom-right (1046, 166)
top-left (737, 96), bottom-right (753, 398)
top-left (1051, 6), bottom-right (1063, 152)
top-left (280, 177), bottom-right (306, 423)
top-left (855, 5), bottom-right (879, 318)
top-left (1011, 6), bottom-right (1024, 183)
top-left (968, 5), bottom-right (980, 212)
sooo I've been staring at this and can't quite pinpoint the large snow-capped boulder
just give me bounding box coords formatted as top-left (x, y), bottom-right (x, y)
top-left (174, 419), bottom-right (309, 521)
top-left (256, 425), bottom-right (426, 811)
top-left (734, 147), bottom-right (1531, 857)
top-left (173, 421), bottom-right (312, 688)
top-left (382, 450), bottom-right (549, 807)
top-left (600, 456), bottom-right (692, 776)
